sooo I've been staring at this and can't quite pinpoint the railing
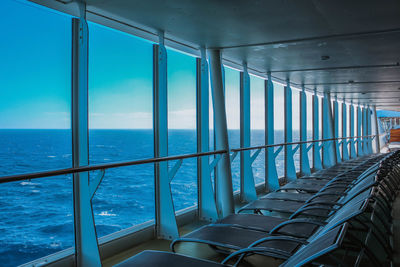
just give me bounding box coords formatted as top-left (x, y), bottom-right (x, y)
top-left (230, 135), bottom-right (377, 153)
top-left (0, 134), bottom-right (379, 184)
top-left (0, 149), bottom-right (227, 184)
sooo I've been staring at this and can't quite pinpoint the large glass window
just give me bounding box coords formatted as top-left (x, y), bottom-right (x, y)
top-left (347, 103), bottom-right (352, 152)
top-left (88, 22), bottom-right (154, 237)
top-left (338, 101), bottom-right (343, 157)
top-left (306, 92), bottom-right (313, 166)
top-left (224, 67), bottom-right (240, 191)
top-left (0, 1), bottom-right (73, 265)
top-left (274, 83), bottom-right (285, 177)
top-left (167, 48), bottom-right (197, 212)
top-left (292, 89), bottom-right (300, 173)
top-left (250, 75), bottom-right (265, 184)
top-left (318, 96), bottom-right (323, 159)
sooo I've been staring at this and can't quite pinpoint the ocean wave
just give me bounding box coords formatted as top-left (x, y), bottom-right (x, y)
top-left (98, 211), bottom-right (116, 217)
top-left (20, 181), bottom-right (38, 186)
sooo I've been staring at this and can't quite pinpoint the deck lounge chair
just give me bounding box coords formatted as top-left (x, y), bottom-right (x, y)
top-left (116, 224), bottom-right (351, 267)
top-left (170, 197), bottom-right (372, 253)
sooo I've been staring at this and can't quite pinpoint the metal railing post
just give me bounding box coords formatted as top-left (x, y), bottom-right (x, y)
top-left (349, 101), bottom-right (357, 158)
top-left (153, 33), bottom-right (179, 239)
top-left (265, 73), bottom-right (280, 191)
top-left (284, 80), bottom-right (297, 181)
top-left (240, 63), bottom-right (257, 201)
top-left (333, 96), bottom-right (341, 163)
top-left (196, 49), bottom-right (218, 221)
top-left (71, 3), bottom-right (102, 265)
top-left (312, 89), bottom-right (322, 170)
top-left (208, 49), bottom-right (234, 217)
top-left (342, 100), bottom-right (349, 160)
top-left (300, 86), bottom-right (311, 175)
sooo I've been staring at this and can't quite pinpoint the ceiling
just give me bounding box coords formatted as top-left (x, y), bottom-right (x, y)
top-left (33, 0), bottom-right (400, 109)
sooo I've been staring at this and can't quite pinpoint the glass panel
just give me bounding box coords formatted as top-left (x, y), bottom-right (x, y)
top-left (224, 67), bottom-right (240, 191)
top-left (167, 48), bottom-right (197, 212)
top-left (318, 96), bottom-right (323, 140)
top-left (347, 104), bottom-right (350, 137)
top-left (88, 22), bottom-right (154, 237)
top-left (318, 96), bottom-right (323, 160)
top-left (0, 1), bottom-right (73, 265)
top-left (306, 92), bottom-right (313, 166)
top-left (338, 101), bottom-right (343, 158)
top-left (250, 75), bottom-right (265, 184)
top-left (292, 90), bottom-right (300, 173)
top-left (355, 105), bottom-right (360, 154)
top-left (274, 83), bottom-right (285, 177)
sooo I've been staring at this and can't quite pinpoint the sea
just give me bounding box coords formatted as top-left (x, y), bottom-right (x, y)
top-left (0, 129), bottom-right (306, 266)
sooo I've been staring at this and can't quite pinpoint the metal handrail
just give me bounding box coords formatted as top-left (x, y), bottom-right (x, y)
top-left (0, 134), bottom-right (380, 184)
top-left (0, 149), bottom-right (227, 184)
top-left (230, 134), bottom-right (379, 153)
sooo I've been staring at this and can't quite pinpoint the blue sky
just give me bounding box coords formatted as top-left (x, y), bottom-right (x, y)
top-left (0, 0), bottom-right (291, 130)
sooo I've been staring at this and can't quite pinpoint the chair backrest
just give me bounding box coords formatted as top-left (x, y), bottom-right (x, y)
top-left (339, 176), bottom-right (375, 204)
top-left (280, 224), bottom-right (348, 267)
top-left (317, 199), bottom-right (369, 238)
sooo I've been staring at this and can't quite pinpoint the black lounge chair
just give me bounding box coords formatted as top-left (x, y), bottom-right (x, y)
top-left (171, 196), bottom-right (371, 253)
top-left (238, 169), bottom-right (379, 215)
top-left (116, 224), bottom-right (350, 267)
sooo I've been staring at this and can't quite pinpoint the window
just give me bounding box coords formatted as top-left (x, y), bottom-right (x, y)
top-left (224, 67), bottom-right (240, 191)
top-left (306, 91), bottom-right (313, 166)
top-left (88, 22), bottom-right (154, 237)
top-left (250, 75), bottom-right (265, 184)
top-left (318, 96), bottom-right (323, 159)
top-left (292, 89), bottom-right (300, 173)
top-left (338, 101), bottom-right (343, 157)
top-left (274, 83), bottom-right (285, 177)
top-left (0, 1), bottom-right (73, 265)
top-left (167, 48), bottom-right (197, 212)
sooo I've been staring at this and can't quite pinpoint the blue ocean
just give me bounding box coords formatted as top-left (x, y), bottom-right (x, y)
top-left (0, 129), bottom-right (301, 266)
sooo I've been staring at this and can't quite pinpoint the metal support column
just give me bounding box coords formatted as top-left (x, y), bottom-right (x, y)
top-left (71, 3), bottom-right (102, 265)
top-left (333, 96), bottom-right (341, 163)
top-left (322, 93), bottom-right (335, 168)
top-left (208, 49), bottom-right (234, 217)
top-left (342, 101), bottom-right (349, 161)
top-left (196, 49), bottom-right (218, 221)
top-left (312, 90), bottom-right (322, 170)
top-left (153, 33), bottom-right (179, 239)
top-left (357, 105), bottom-right (363, 156)
top-left (240, 64), bottom-right (257, 201)
top-left (284, 81), bottom-right (297, 181)
top-left (349, 101), bottom-right (357, 158)
top-left (265, 73), bottom-right (280, 191)
top-left (373, 106), bottom-right (380, 152)
top-left (300, 86), bottom-right (311, 176)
